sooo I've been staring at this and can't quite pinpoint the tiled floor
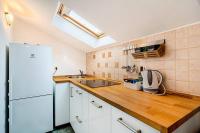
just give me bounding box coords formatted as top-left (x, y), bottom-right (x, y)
top-left (51, 126), bottom-right (75, 133)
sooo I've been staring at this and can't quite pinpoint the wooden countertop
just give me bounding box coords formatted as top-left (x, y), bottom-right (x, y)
top-left (54, 76), bottom-right (200, 133)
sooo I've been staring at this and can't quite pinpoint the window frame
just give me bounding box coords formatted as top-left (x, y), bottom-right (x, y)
top-left (57, 4), bottom-right (105, 39)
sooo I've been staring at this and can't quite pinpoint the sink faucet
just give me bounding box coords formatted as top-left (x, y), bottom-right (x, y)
top-left (79, 70), bottom-right (84, 76)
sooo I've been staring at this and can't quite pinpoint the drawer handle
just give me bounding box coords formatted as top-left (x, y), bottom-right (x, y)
top-left (117, 118), bottom-right (141, 133)
top-left (76, 90), bottom-right (82, 95)
top-left (91, 100), bottom-right (102, 108)
top-left (76, 116), bottom-right (82, 123)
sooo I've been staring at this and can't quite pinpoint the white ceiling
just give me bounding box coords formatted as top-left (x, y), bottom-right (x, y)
top-left (6, 0), bottom-right (200, 51)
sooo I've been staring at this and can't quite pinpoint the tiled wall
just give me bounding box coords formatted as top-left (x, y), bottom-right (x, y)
top-left (86, 23), bottom-right (200, 96)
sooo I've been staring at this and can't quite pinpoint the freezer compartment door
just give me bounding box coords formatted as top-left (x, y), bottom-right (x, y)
top-left (9, 95), bottom-right (53, 133)
top-left (9, 44), bottom-right (53, 100)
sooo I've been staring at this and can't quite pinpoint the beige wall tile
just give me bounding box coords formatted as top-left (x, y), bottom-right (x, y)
top-left (105, 62), bottom-right (108, 68)
top-left (97, 62), bottom-right (100, 68)
top-left (92, 54), bottom-right (96, 59)
top-left (176, 38), bottom-right (188, 49)
top-left (102, 52), bottom-right (105, 58)
top-left (114, 62), bottom-right (119, 68)
top-left (164, 70), bottom-right (175, 80)
top-left (176, 49), bottom-right (188, 59)
top-left (108, 51), bottom-right (112, 58)
top-left (175, 81), bottom-right (189, 93)
top-left (106, 73), bottom-right (112, 79)
top-left (113, 69), bottom-right (119, 80)
top-left (188, 35), bottom-right (200, 48)
top-left (165, 30), bottom-right (176, 41)
top-left (165, 40), bottom-right (176, 50)
top-left (176, 27), bottom-right (188, 49)
top-left (130, 38), bottom-right (146, 46)
top-left (176, 60), bottom-right (188, 71)
top-left (188, 23), bottom-right (200, 36)
top-left (147, 61), bottom-right (165, 70)
top-left (189, 70), bottom-right (200, 82)
top-left (164, 80), bottom-right (175, 91)
top-left (153, 33), bottom-right (165, 41)
top-left (102, 72), bottom-right (105, 78)
top-left (189, 82), bottom-right (200, 96)
top-left (189, 47), bottom-right (200, 59)
top-left (176, 27), bottom-right (188, 38)
top-left (164, 50), bottom-right (176, 60)
top-left (164, 60), bottom-right (175, 70)
top-left (189, 60), bottom-right (200, 70)
top-left (93, 72), bottom-right (95, 76)
top-left (176, 70), bottom-right (189, 81)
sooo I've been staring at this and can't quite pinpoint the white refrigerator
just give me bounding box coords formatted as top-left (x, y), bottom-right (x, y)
top-left (9, 43), bottom-right (53, 133)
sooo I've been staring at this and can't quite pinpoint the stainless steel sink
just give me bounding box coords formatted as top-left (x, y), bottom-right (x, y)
top-left (79, 79), bottom-right (121, 88)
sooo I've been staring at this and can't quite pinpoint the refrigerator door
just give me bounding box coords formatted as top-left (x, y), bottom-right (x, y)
top-left (9, 95), bottom-right (53, 133)
top-left (9, 44), bottom-right (53, 100)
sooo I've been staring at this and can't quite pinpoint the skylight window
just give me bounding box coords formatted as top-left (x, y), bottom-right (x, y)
top-left (53, 3), bottom-right (116, 48)
top-left (57, 4), bottom-right (104, 39)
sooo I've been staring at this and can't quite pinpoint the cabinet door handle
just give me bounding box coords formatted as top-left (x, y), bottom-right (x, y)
top-left (91, 100), bottom-right (102, 108)
top-left (75, 116), bottom-right (82, 123)
top-left (76, 90), bottom-right (82, 95)
top-left (117, 118), bottom-right (141, 133)
top-left (70, 87), bottom-right (73, 97)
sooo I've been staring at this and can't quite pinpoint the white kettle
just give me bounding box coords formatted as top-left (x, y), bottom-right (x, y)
top-left (141, 70), bottom-right (163, 94)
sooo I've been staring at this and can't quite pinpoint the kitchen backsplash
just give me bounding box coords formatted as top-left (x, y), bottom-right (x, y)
top-left (86, 23), bottom-right (200, 96)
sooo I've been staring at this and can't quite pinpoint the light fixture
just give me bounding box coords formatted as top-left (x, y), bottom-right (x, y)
top-left (4, 12), bottom-right (13, 26)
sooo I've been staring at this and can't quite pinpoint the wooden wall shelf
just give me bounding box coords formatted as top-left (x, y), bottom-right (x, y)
top-left (132, 40), bottom-right (165, 59)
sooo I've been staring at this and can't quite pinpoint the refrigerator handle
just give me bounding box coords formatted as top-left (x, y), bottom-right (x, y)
top-left (9, 104), bottom-right (13, 126)
top-left (9, 75), bottom-right (12, 100)
top-left (70, 86), bottom-right (73, 97)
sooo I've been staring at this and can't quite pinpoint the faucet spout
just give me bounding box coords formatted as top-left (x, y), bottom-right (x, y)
top-left (79, 70), bottom-right (84, 76)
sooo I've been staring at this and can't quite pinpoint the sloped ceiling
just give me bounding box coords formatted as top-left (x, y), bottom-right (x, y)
top-left (6, 0), bottom-right (200, 51)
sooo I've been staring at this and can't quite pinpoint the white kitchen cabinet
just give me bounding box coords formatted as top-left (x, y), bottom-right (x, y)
top-left (55, 83), bottom-right (70, 126)
top-left (69, 83), bottom-right (200, 133)
top-left (70, 84), bottom-right (89, 133)
top-left (69, 84), bottom-right (79, 131)
top-left (76, 87), bottom-right (89, 133)
top-left (89, 94), bottom-right (111, 133)
top-left (111, 106), bottom-right (160, 133)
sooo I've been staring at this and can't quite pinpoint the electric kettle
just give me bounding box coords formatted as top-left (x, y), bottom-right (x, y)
top-left (141, 70), bottom-right (166, 95)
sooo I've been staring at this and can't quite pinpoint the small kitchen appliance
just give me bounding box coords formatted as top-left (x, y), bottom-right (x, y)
top-left (141, 70), bottom-right (166, 95)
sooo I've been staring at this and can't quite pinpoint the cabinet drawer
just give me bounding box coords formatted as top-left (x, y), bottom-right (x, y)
top-left (89, 95), bottom-right (111, 133)
top-left (69, 83), bottom-right (89, 133)
top-left (112, 107), bottom-right (160, 133)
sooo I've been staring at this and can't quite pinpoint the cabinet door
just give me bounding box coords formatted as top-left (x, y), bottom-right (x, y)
top-left (69, 84), bottom-right (79, 131)
top-left (76, 88), bottom-right (89, 133)
top-left (112, 107), bottom-right (160, 133)
top-left (55, 83), bottom-right (70, 126)
top-left (70, 84), bottom-right (89, 133)
top-left (89, 95), bottom-right (111, 133)
top-left (112, 107), bottom-right (130, 133)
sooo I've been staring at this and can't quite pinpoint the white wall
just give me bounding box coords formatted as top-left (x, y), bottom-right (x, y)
top-left (12, 17), bottom-right (86, 75)
top-left (0, 0), bottom-right (11, 132)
